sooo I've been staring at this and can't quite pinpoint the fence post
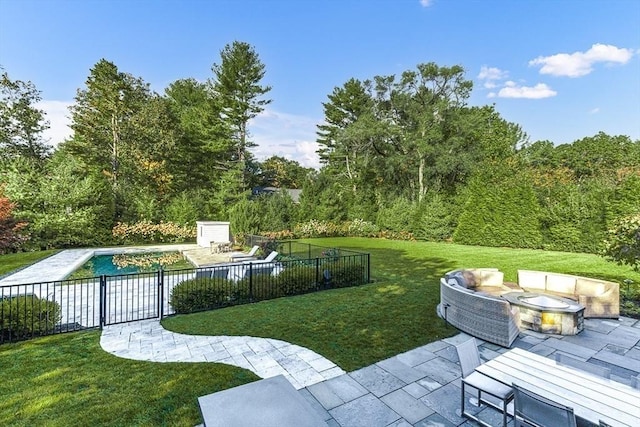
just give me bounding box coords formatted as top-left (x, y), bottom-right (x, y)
top-left (158, 268), bottom-right (164, 319)
top-left (315, 257), bottom-right (320, 289)
top-left (99, 275), bottom-right (106, 328)
top-left (366, 254), bottom-right (371, 283)
top-left (249, 264), bottom-right (254, 301)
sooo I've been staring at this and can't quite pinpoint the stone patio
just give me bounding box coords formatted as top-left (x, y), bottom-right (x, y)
top-left (199, 316), bottom-right (640, 427)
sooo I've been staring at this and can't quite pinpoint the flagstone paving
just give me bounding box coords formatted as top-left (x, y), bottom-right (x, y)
top-left (100, 319), bottom-right (345, 390)
top-left (101, 316), bottom-right (640, 426)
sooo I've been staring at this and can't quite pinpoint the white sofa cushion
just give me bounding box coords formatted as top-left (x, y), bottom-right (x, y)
top-left (518, 270), bottom-right (546, 291)
top-left (546, 274), bottom-right (576, 295)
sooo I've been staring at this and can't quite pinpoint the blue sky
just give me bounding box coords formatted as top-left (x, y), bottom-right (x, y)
top-left (1, 0), bottom-right (638, 168)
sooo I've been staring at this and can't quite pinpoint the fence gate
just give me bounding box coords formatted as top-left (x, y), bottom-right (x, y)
top-left (100, 271), bottom-right (164, 326)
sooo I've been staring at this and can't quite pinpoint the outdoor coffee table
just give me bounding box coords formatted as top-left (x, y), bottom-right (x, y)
top-left (502, 292), bottom-right (584, 335)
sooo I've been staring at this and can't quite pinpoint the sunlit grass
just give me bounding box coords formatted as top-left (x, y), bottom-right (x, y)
top-left (0, 331), bottom-right (258, 426)
top-left (0, 250), bottom-right (58, 276)
top-left (163, 238), bottom-right (640, 371)
top-left (3, 238), bottom-right (639, 425)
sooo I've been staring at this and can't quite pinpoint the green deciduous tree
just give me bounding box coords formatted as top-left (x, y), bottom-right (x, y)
top-left (67, 59), bottom-right (178, 222)
top-left (604, 212), bottom-right (640, 271)
top-left (257, 156), bottom-right (313, 188)
top-left (0, 69), bottom-right (50, 163)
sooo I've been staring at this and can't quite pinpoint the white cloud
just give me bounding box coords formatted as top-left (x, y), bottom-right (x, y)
top-left (478, 66), bottom-right (508, 81)
top-left (589, 107), bottom-right (600, 114)
top-left (497, 81), bottom-right (557, 99)
top-left (487, 92), bottom-right (496, 99)
top-left (419, 0), bottom-right (433, 7)
top-left (529, 43), bottom-right (635, 77)
top-left (249, 109), bottom-right (321, 169)
top-left (477, 66), bottom-right (508, 89)
top-left (36, 100), bottom-right (73, 147)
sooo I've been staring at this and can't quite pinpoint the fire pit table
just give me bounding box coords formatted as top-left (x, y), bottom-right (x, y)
top-left (502, 292), bottom-right (584, 335)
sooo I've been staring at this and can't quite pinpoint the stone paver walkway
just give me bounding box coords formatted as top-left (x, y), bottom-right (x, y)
top-left (100, 319), bottom-right (345, 390)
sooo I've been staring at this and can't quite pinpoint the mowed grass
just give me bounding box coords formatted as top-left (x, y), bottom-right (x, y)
top-left (0, 250), bottom-right (58, 276)
top-left (2, 238), bottom-right (639, 426)
top-left (0, 331), bottom-right (258, 427)
top-left (162, 237), bottom-right (640, 371)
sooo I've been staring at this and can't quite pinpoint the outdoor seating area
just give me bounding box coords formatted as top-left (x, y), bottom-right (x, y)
top-left (437, 268), bottom-right (621, 347)
top-left (189, 320), bottom-right (640, 427)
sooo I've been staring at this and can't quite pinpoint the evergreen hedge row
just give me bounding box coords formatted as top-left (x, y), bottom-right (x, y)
top-left (169, 264), bottom-right (366, 314)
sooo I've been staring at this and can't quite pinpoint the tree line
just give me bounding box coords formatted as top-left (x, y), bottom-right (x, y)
top-left (1, 42), bottom-right (639, 256)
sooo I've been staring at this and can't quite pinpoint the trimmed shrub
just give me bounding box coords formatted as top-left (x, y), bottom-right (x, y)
top-left (275, 266), bottom-right (318, 295)
top-left (325, 264), bottom-right (366, 288)
top-left (169, 277), bottom-right (237, 314)
top-left (0, 295), bottom-right (62, 341)
top-left (235, 273), bottom-right (281, 301)
top-left (169, 260), bottom-right (369, 315)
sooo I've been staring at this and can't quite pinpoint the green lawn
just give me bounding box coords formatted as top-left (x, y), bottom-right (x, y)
top-left (0, 331), bottom-right (258, 427)
top-left (163, 237), bottom-right (640, 371)
top-left (2, 238), bottom-right (639, 426)
top-left (0, 250), bottom-right (58, 276)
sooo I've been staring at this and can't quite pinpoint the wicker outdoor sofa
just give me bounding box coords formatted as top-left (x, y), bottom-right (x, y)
top-left (437, 268), bottom-right (620, 347)
top-left (438, 269), bottom-right (521, 347)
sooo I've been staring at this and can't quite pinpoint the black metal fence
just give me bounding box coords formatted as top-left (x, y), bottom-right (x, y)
top-left (1, 241), bottom-right (370, 344)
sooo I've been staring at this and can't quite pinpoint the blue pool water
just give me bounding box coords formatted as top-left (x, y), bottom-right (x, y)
top-left (89, 255), bottom-right (141, 276)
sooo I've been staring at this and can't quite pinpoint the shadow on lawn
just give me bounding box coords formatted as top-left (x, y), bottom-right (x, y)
top-left (352, 245), bottom-right (456, 286)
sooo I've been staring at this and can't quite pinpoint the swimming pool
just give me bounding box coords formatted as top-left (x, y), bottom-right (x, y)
top-left (73, 252), bottom-right (191, 277)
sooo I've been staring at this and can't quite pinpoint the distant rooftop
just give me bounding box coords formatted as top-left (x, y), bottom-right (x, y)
top-left (252, 186), bottom-right (302, 203)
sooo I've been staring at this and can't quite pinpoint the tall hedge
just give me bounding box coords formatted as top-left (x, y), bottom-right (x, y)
top-left (453, 161), bottom-right (542, 248)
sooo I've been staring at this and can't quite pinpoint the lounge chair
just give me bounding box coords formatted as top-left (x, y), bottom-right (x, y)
top-left (257, 251), bottom-right (278, 263)
top-left (195, 267), bottom-right (230, 280)
top-left (231, 252), bottom-right (280, 281)
top-left (230, 245), bottom-right (260, 261)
